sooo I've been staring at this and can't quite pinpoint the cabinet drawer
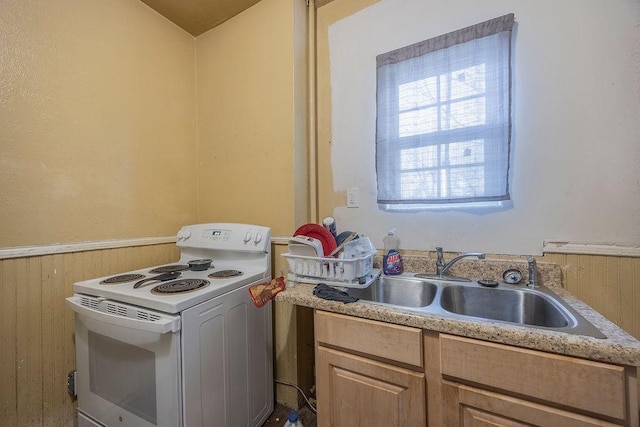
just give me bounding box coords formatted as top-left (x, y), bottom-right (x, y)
top-left (440, 334), bottom-right (629, 421)
top-left (315, 310), bottom-right (423, 369)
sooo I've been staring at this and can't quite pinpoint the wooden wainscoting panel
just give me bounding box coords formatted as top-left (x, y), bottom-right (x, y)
top-left (17, 256), bottom-right (44, 426)
top-left (544, 253), bottom-right (640, 340)
top-left (40, 255), bottom-right (54, 425)
top-left (103, 246), bottom-right (128, 275)
top-left (1, 257), bottom-right (18, 426)
top-left (0, 243), bottom-right (179, 427)
top-left (618, 256), bottom-right (640, 340)
top-left (273, 299), bottom-right (299, 406)
top-left (38, 252), bottom-right (74, 426)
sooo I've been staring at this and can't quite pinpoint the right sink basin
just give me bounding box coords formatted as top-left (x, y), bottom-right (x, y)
top-left (439, 285), bottom-right (571, 328)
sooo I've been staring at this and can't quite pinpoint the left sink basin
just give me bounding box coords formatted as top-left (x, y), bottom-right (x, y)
top-left (348, 276), bottom-right (437, 307)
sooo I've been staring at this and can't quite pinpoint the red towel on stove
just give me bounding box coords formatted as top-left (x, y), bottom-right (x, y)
top-left (248, 277), bottom-right (286, 308)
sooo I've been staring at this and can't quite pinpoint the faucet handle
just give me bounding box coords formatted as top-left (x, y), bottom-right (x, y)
top-left (435, 247), bottom-right (445, 266)
top-left (527, 256), bottom-right (538, 288)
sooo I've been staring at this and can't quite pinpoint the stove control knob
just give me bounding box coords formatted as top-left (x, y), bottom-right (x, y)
top-left (244, 231), bottom-right (253, 243)
top-left (254, 232), bottom-right (263, 244)
top-left (177, 230), bottom-right (191, 240)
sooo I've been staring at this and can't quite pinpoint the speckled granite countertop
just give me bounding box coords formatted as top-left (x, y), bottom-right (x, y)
top-left (276, 257), bottom-right (640, 367)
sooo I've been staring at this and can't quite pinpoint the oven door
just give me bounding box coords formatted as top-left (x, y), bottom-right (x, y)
top-left (67, 295), bottom-right (182, 427)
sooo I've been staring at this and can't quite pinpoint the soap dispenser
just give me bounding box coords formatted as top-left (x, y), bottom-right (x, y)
top-left (382, 229), bottom-right (403, 275)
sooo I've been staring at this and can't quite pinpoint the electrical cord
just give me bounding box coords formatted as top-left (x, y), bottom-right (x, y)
top-left (274, 379), bottom-right (317, 413)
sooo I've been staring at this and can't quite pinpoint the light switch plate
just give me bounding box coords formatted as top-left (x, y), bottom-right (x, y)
top-left (347, 187), bottom-right (359, 208)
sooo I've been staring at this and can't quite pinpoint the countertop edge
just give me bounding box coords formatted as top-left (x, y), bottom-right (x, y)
top-left (275, 282), bottom-right (640, 367)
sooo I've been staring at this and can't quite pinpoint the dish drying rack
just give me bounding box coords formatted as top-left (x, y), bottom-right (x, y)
top-left (283, 252), bottom-right (379, 288)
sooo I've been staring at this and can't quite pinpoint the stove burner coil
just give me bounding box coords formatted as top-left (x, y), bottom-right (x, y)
top-left (100, 274), bottom-right (146, 284)
top-left (208, 270), bottom-right (243, 278)
top-left (151, 279), bottom-right (210, 295)
top-left (149, 265), bottom-right (190, 274)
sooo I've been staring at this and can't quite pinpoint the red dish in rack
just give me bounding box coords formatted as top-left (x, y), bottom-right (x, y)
top-left (293, 223), bottom-right (337, 257)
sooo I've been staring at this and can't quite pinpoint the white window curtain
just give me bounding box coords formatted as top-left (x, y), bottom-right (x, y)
top-left (376, 14), bottom-right (514, 205)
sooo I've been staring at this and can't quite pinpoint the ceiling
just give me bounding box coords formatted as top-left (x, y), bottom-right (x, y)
top-left (141, 0), bottom-right (263, 36)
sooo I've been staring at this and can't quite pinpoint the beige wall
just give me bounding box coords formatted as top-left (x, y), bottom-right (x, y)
top-left (0, 0), bottom-right (198, 248)
top-left (196, 0), bottom-right (308, 236)
top-left (195, 0), bottom-right (310, 406)
top-left (1, 0), bottom-right (312, 418)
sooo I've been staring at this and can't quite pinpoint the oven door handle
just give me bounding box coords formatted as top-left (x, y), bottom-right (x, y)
top-left (65, 295), bottom-right (181, 334)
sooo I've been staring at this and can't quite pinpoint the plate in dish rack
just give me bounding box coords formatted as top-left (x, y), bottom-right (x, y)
top-left (293, 224), bottom-right (337, 257)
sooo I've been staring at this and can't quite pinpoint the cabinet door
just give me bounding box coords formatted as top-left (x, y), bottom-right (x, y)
top-left (316, 346), bottom-right (425, 427)
top-left (442, 381), bottom-right (622, 427)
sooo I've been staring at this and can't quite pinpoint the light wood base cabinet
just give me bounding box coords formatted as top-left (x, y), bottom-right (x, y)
top-left (315, 310), bottom-right (425, 426)
top-left (313, 310), bottom-right (639, 427)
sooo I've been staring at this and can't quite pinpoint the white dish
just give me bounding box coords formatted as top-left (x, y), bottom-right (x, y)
top-left (288, 236), bottom-right (324, 258)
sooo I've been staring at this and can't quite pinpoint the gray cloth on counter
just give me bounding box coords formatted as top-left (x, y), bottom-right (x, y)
top-left (313, 283), bottom-right (359, 304)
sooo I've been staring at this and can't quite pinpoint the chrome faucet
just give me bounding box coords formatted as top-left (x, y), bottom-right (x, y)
top-left (527, 256), bottom-right (538, 288)
top-left (416, 247), bottom-right (486, 282)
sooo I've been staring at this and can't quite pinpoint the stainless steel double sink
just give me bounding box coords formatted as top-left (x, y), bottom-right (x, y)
top-left (346, 275), bottom-right (606, 339)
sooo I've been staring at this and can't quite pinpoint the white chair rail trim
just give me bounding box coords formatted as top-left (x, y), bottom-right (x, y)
top-left (0, 236), bottom-right (177, 260)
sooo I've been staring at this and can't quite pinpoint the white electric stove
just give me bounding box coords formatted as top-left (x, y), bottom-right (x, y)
top-left (66, 223), bottom-right (274, 427)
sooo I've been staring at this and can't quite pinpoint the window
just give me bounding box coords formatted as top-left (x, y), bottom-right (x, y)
top-left (376, 14), bottom-right (514, 207)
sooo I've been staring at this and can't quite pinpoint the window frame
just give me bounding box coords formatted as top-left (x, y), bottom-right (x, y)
top-left (375, 14), bottom-right (515, 208)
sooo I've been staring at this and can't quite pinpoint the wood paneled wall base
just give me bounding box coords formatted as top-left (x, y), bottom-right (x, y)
top-left (545, 253), bottom-right (640, 340)
top-left (2, 240), bottom-right (639, 424)
top-left (0, 243), bottom-right (179, 427)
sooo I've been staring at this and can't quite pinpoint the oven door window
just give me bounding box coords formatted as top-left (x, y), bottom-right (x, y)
top-left (89, 332), bottom-right (157, 424)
